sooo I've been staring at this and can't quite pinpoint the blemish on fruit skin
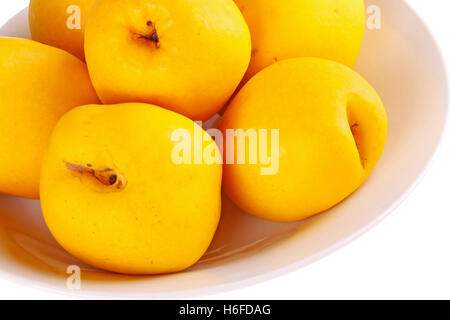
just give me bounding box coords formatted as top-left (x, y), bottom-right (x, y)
top-left (64, 161), bottom-right (127, 190)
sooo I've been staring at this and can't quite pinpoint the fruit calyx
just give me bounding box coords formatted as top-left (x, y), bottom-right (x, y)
top-left (134, 21), bottom-right (160, 48)
top-left (65, 161), bottom-right (127, 190)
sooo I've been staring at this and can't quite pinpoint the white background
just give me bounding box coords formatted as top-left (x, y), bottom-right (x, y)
top-left (0, 0), bottom-right (449, 300)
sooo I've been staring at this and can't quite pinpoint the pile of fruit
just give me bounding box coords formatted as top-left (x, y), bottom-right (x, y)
top-left (0, 0), bottom-right (387, 275)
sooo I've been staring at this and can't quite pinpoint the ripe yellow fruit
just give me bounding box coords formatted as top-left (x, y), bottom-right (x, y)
top-left (85, 0), bottom-right (251, 121)
top-left (29, 0), bottom-right (96, 61)
top-left (0, 38), bottom-right (99, 199)
top-left (220, 58), bottom-right (388, 222)
top-left (40, 103), bottom-right (222, 274)
top-left (234, 0), bottom-right (366, 83)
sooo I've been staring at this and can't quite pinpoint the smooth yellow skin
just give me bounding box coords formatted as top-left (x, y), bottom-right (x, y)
top-left (85, 0), bottom-right (251, 121)
top-left (220, 58), bottom-right (388, 222)
top-left (234, 0), bottom-right (366, 83)
top-left (0, 38), bottom-right (99, 199)
top-left (40, 103), bottom-right (222, 275)
top-left (29, 0), bottom-right (96, 61)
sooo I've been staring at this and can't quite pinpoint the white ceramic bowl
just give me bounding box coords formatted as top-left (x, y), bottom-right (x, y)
top-left (0, 0), bottom-right (448, 299)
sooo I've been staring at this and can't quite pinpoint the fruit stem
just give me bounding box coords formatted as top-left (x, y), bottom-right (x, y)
top-left (149, 30), bottom-right (160, 48)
